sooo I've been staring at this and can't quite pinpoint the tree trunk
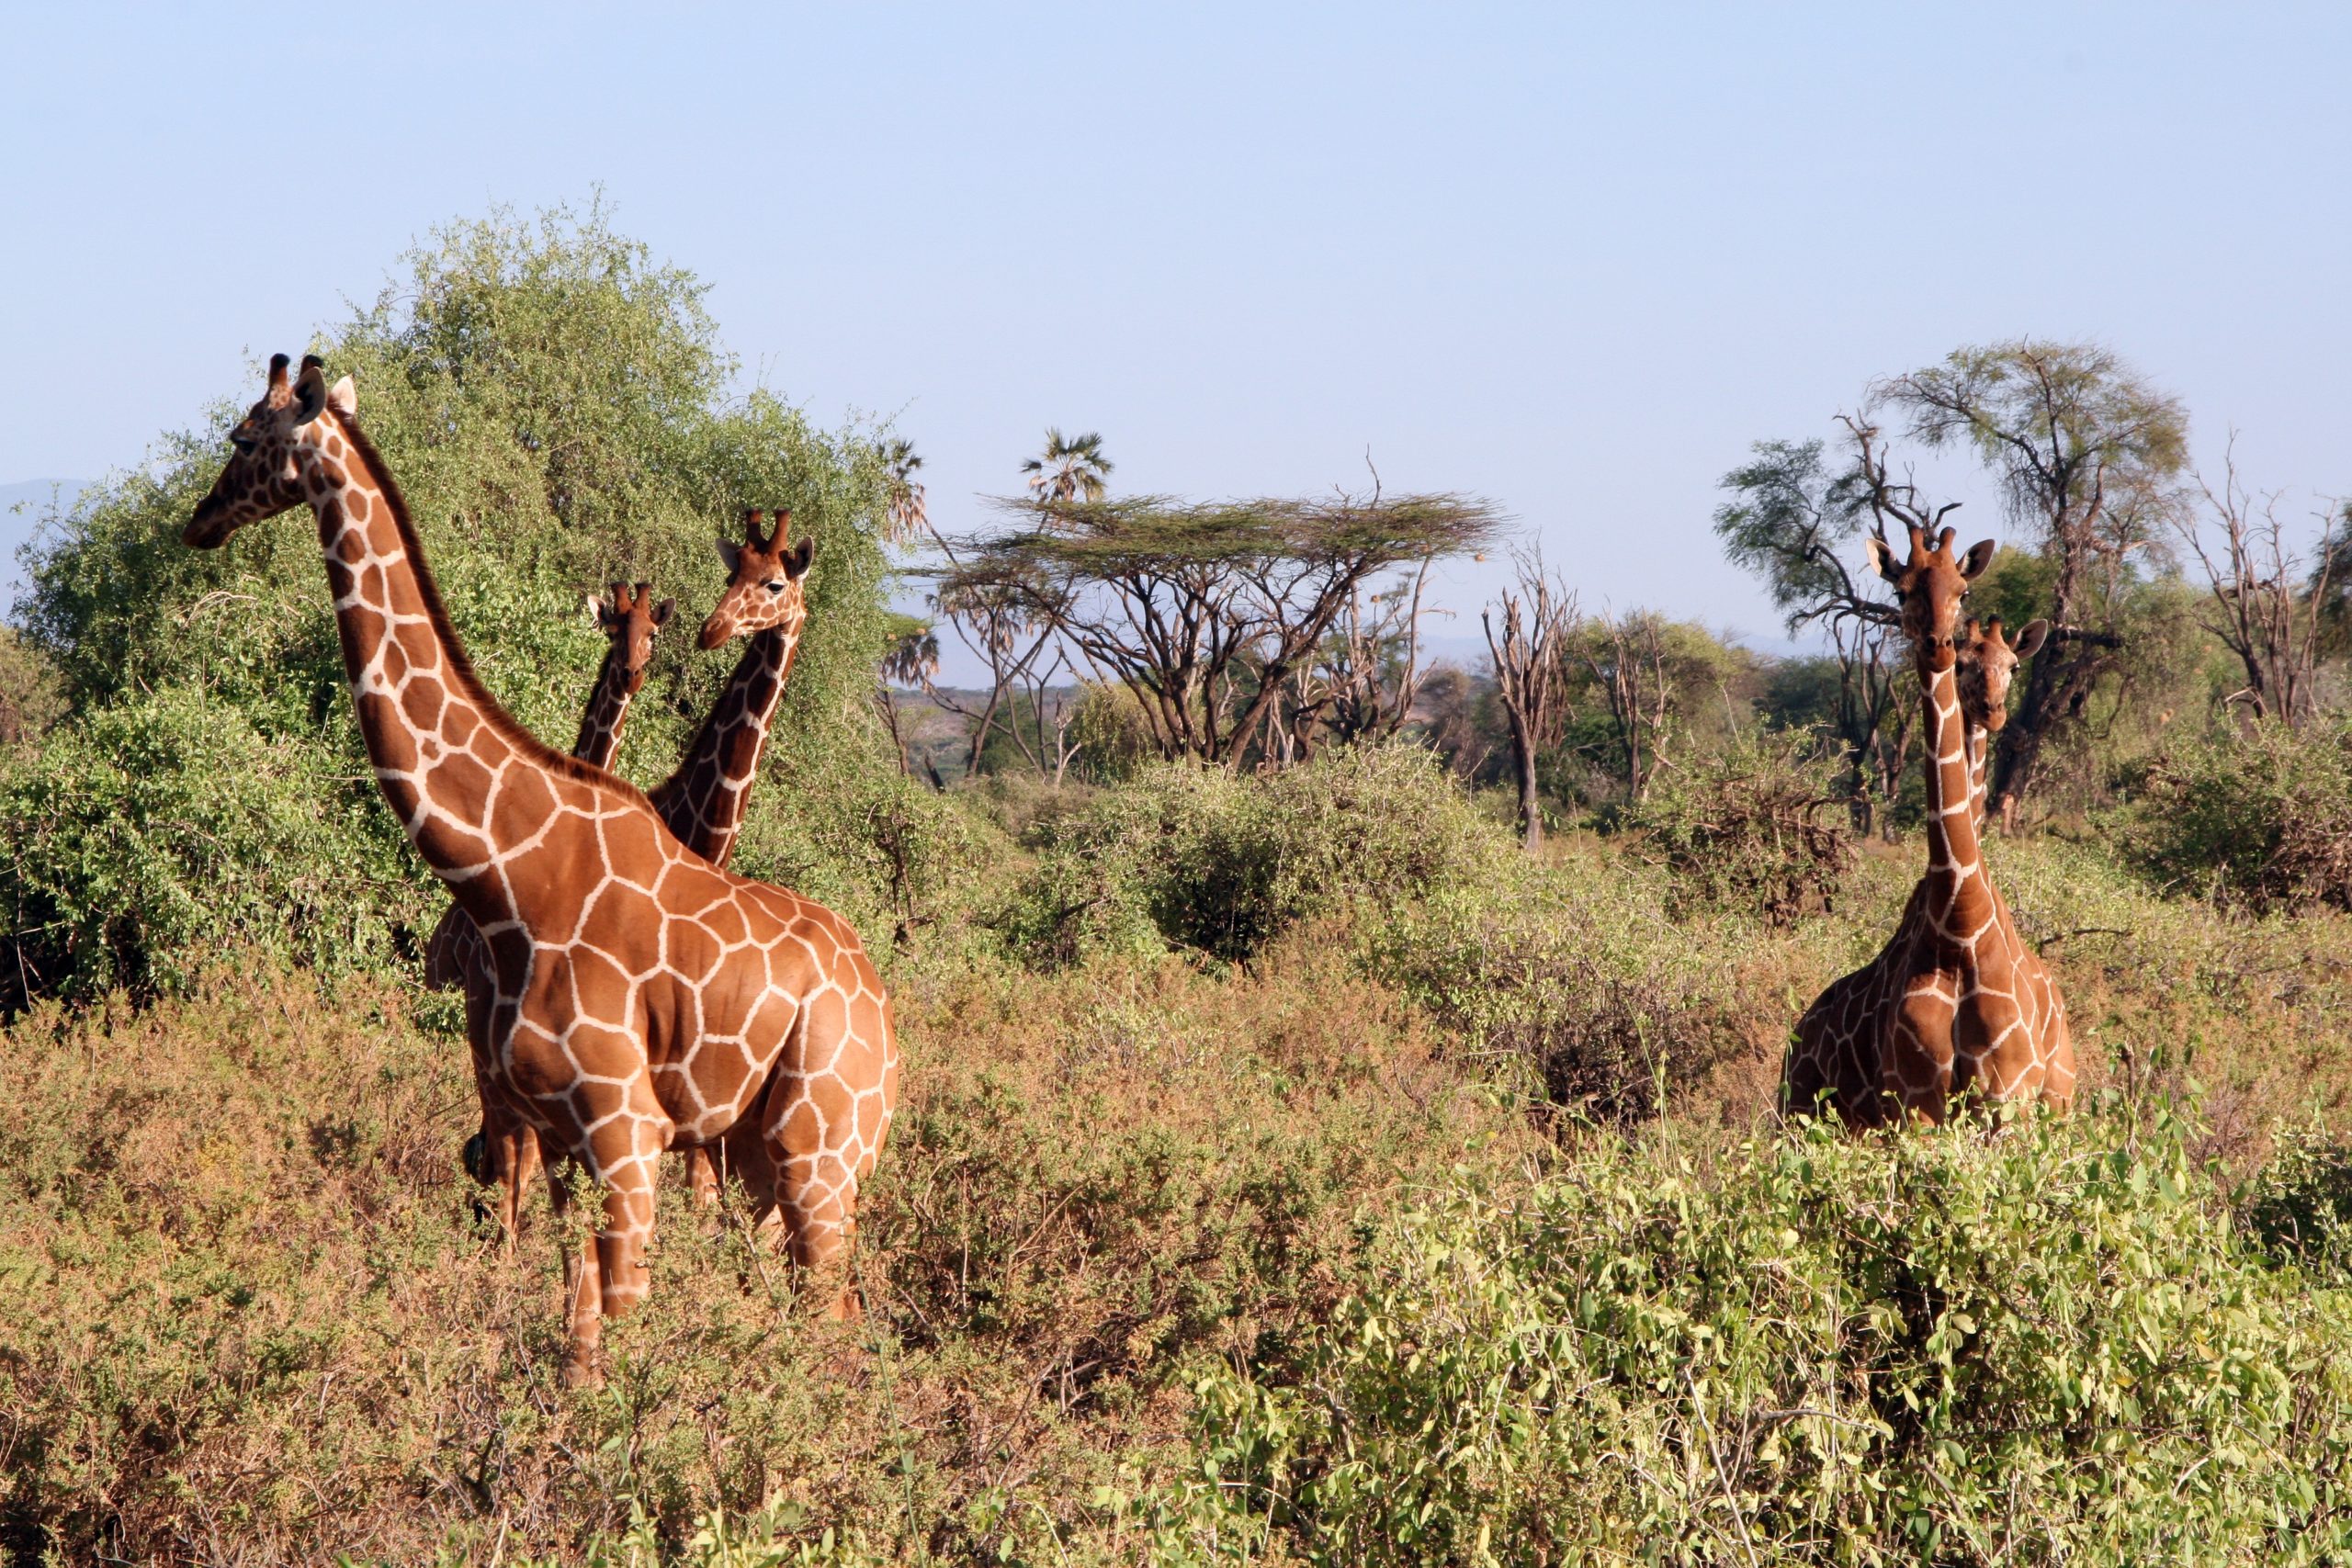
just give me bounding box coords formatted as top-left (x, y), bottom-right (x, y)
top-left (1509, 710), bottom-right (1544, 852)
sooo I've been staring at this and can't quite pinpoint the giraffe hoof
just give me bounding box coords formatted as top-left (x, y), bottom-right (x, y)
top-left (560, 1348), bottom-right (605, 1391)
top-left (461, 1132), bottom-right (491, 1187)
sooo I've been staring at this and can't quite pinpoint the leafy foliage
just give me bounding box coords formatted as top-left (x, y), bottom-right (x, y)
top-left (994, 745), bottom-right (1510, 967)
top-left (5, 203), bottom-right (907, 1000)
top-left (2125, 722), bottom-right (2352, 911)
top-left (1180, 1106), bottom-right (2352, 1565)
top-left (1624, 728), bottom-right (1855, 923)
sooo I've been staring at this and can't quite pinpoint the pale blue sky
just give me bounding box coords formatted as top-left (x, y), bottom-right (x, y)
top-left (5, 4), bottom-right (2348, 660)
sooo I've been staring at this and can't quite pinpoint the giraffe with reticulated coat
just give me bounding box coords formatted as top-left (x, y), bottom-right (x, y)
top-left (187, 354), bottom-right (897, 1384)
top-left (1781, 530), bottom-right (2075, 1127)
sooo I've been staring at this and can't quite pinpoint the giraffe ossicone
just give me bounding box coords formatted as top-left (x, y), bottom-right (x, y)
top-left (187, 353), bottom-right (899, 1386)
top-left (1781, 525), bottom-right (2074, 1128)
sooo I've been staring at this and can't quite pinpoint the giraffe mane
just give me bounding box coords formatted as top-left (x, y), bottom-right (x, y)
top-left (332, 412), bottom-right (655, 812)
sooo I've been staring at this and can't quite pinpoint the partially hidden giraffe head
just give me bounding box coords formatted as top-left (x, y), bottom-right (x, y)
top-left (1955, 615), bottom-right (2051, 735)
top-left (586, 581), bottom-right (674, 688)
top-left (700, 509), bottom-right (814, 650)
top-left (185, 354), bottom-right (355, 547)
top-left (1864, 525), bottom-right (1996, 673)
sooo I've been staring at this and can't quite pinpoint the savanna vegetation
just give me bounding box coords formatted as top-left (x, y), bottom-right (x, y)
top-left (5, 206), bottom-right (2352, 1565)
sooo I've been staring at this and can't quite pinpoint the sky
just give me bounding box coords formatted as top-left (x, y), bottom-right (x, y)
top-left (5, 4), bottom-right (2348, 667)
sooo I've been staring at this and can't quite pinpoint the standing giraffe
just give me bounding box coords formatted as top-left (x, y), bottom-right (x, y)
top-left (186, 355), bottom-right (899, 1384)
top-left (426, 581), bottom-right (673, 1236)
top-left (649, 507), bottom-right (816, 1206)
top-left (453, 511), bottom-right (819, 1227)
top-left (1781, 529), bottom-right (2074, 1126)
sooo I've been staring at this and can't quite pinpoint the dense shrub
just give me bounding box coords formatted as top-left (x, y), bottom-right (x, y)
top-left (995, 745), bottom-right (1511, 967)
top-left (1362, 857), bottom-right (1749, 1122)
top-left (6, 204), bottom-right (909, 998)
top-left (1623, 728), bottom-right (1854, 923)
top-left (1173, 1106), bottom-right (2352, 1565)
top-left (0, 684), bottom-right (428, 1007)
top-left (2125, 722), bottom-right (2352, 911)
top-left (2242, 1122), bottom-right (2352, 1284)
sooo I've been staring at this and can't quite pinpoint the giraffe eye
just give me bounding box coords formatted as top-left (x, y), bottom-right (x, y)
top-left (764, 581), bottom-right (786, 595)
top-left (231, 434), bottom-right (255, 456)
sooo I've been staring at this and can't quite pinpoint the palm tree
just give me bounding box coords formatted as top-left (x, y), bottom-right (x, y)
top-left (882, 436), bottom-right (928, 544)
top-left (1021, 428), bottom-right (1114, 508)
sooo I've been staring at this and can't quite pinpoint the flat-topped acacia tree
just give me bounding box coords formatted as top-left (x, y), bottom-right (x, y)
top-left (934, 489), bottom-right (1502, 769)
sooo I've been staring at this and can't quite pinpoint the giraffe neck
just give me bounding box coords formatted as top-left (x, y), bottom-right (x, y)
top-left (652, 626), bottom-right (798, 867)
top-left (1966, 725), bottom-right (1989, 832)
top-left (1921, 658), bottom-right (1992, 942)
top-left (300, 412), bottom-right (632, 920)
top-left (571, 649), bottom-right (643, 772)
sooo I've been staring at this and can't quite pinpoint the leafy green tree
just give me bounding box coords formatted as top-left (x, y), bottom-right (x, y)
top-left (1714, 432), bottom-right (1914, 831)
top-left (1874, 340), bottom-right (2188, 824)
top-left (6, 201), bottom-right (903, 1000)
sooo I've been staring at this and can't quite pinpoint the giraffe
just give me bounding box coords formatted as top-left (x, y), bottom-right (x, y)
top-left (1780, 528), bottom-right (2075, 1127)
top-left (186, 354), bottom-right (899, 1384)
top-left (425, 581), bottom-right (673, 1236)
top-left (449, 511), bottom-right (818, 1227)
top-left (647, 507), bottom-right (816, 1208)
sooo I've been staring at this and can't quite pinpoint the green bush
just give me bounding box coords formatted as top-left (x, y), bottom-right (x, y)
top-left (995, 745), bottom-right (1511, 967)
top-left (2125, 723), bottom-right (2352, 912)
top-left (2242, 1122), bottom-right (2352, 1284)
top-left (7, 202), bottom-right (909, 998)
top-left (1172, 1105), bottom-right (2352, 1566)
top-left (0, 684), bottom-right (428, 1007)
top-left (1361, 855), bottom-right (1747, 1122)
top-left (1623, 728), bottom-right (1854, 924)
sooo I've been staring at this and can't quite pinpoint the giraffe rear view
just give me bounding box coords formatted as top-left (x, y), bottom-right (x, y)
top-left (186, 354), bottom-right (899, 1384)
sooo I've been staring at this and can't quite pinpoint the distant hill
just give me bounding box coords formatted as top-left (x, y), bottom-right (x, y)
top-left (0, 479), bottom-right (83, 615)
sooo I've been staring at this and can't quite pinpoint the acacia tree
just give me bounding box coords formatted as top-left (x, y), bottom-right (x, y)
top-left (1481, 552), bottom-right (1576, 849)
top-left (942, 490), bottom-right (1499, 768)
top-left (2174, 438), bottom-right (2338, 728)
top-left (1281, 562), bottom-right (1442, 761)
top-left (1874, 341), bottom-right (2188, 825)
top-left (1714, 428), bottom-right (1914, 832)
top-left (913, 430), bottom-right (1102, 777)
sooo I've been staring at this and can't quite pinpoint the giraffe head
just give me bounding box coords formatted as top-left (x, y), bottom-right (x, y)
top-left (587, 581), bottom-right (674, 688)
top-left (700, 509), bottom-right (814, 650)
top-left (1864, 525), bottom-right (1996, 672)
top-left (185, 354), bottom-right (355, 547)
top-left (1955, 615), bottom-right (2051, 735)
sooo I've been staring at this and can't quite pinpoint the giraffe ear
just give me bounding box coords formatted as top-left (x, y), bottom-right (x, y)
top-left (326, 376), bottom-right (357, 417)
top-left (651, 597), bottom-right (675, 627)
top-left (1863, 534), bottom-right (1901, 586)
top-left (2011, 618), bottom-right (2052, 658)
top-left (582, 592), bottom-right (607, 627)
top-left (290, 362), bottom-right (329, 423)
top-left (785, 536), bottom-right (815, 580)
top-left (715, 536), bottom-right (743, 576)
top-left (1959, 538), bottom-right (1997, 581)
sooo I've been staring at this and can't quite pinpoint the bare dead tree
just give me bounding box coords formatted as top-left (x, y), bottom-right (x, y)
top-left (2176, 436), bottom-right (2338, 729)
top-left (1286, 559), bottom-right (1443, 759)
top-left (1482, 551), bottom-right (1577, 850)
top-left (1575, 609), bottom-right (1681, 803)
